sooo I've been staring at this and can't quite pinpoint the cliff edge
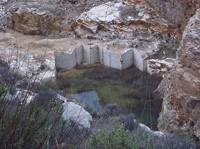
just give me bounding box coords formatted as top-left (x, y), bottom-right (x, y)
top-left (158, 9), bottom-right (200, 141)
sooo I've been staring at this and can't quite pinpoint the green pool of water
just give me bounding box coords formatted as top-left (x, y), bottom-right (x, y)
top-left (56, 65), bottom-right (162, 130)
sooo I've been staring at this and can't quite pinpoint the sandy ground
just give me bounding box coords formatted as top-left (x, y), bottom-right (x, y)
top-left (0, 28), bottom-right (100, 60)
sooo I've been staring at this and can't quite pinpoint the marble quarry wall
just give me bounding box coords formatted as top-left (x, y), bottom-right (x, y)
top-left (54, 45), bottom-right (142, 72)
top-left (121, 50), bottom-right (134, 70)
top-left (133, 49), bottom-right (147, 72)
top-left (54, 50), bottom-right (77, 70)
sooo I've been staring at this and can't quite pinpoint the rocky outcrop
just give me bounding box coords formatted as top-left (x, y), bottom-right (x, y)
top-left (158, 9), bottom-right (200, 139)
top-left (9, 54), bottom-right (55, 82)
top-left (5, 0), bottom-right (110, 35)
top-left (9, 2), bottom-right (71, 35)
top-left (147, 58), bottom-right (175, 77)
top-left (144, 0), bottom-right (200, 32)
top-left (75, 0), bottom-right (180, 38)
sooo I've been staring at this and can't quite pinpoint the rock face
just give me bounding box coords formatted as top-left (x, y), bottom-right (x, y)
top-left (75, 0), bottom-right (179, 38)
top-left (158, 9), bottom-right (200, 139)
top-left (9, 2), bottom-right (68, 35)
top-left (5, 0), bottom-right (110, 35)
top-left (144, 0), bottom-right (200, 32)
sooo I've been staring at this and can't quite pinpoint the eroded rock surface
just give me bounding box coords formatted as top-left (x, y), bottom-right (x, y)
top-left (144, 0), bottom-right (200, 32)
top-left (75, 0), bottom-right (180, 39)
top-left (147, 58), bottom-right (175, 77)
top-left (158, 9), bottom-right (200, 140)
top-left (4, 0), bottom-right (110, 36)
top-left (9, 2), bottom-right (68, 35)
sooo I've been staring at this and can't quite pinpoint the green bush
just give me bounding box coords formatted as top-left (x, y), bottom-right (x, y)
top-left (87, 124), bottom-right (151, 149)
top-left (0, 82), bottom-right (91, 149)
top-left (0, 84), bottom-right (7, 96)
top-left (0, 82), bottom-right (64, 148)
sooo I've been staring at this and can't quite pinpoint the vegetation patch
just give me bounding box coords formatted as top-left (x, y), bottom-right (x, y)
top-left (57, 65), bottom-right (162, 129)
top-left (87, 124), bottom-right (152, 149)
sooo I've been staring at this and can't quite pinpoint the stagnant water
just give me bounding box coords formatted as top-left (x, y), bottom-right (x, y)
top-left (56, 64), bottom-right (163, 130)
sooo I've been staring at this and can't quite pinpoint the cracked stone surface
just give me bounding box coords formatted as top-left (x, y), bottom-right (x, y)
top-left (158, 9), bottom-right (200, 139)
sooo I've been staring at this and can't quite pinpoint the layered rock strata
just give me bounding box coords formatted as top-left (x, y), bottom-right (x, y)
top-left (9, 2), bottom-right (70, 35)
top-left (144, 0), bottom-right (200, 33)
top-left (75, 0), bottom-right (180, 38)
top-left (158, 9), bottom-right (200, 139)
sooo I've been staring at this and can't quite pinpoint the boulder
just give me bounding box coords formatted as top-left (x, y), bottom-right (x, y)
top-left (56, 93), bottom-right (67, 103)
top-left (71, 90), bottom-right (103, 115)
top-left (58, 94), bottom-right (93, 128)
top-left (35, 92), bottom-right (92, 128)
top-left (62, 101), bottom-right (92, 128)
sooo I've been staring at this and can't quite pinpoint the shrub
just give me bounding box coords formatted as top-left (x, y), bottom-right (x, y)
top-left (87, 124), bottom-right (151, 149)
top-left (0, 60), bottom-right (92, 149)
top-left (0, 83), bottom-right (89, 149)
top-left (0, 84), bottom-right (7, 96)
top-left (0, 92), bottom-right (63, 149)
